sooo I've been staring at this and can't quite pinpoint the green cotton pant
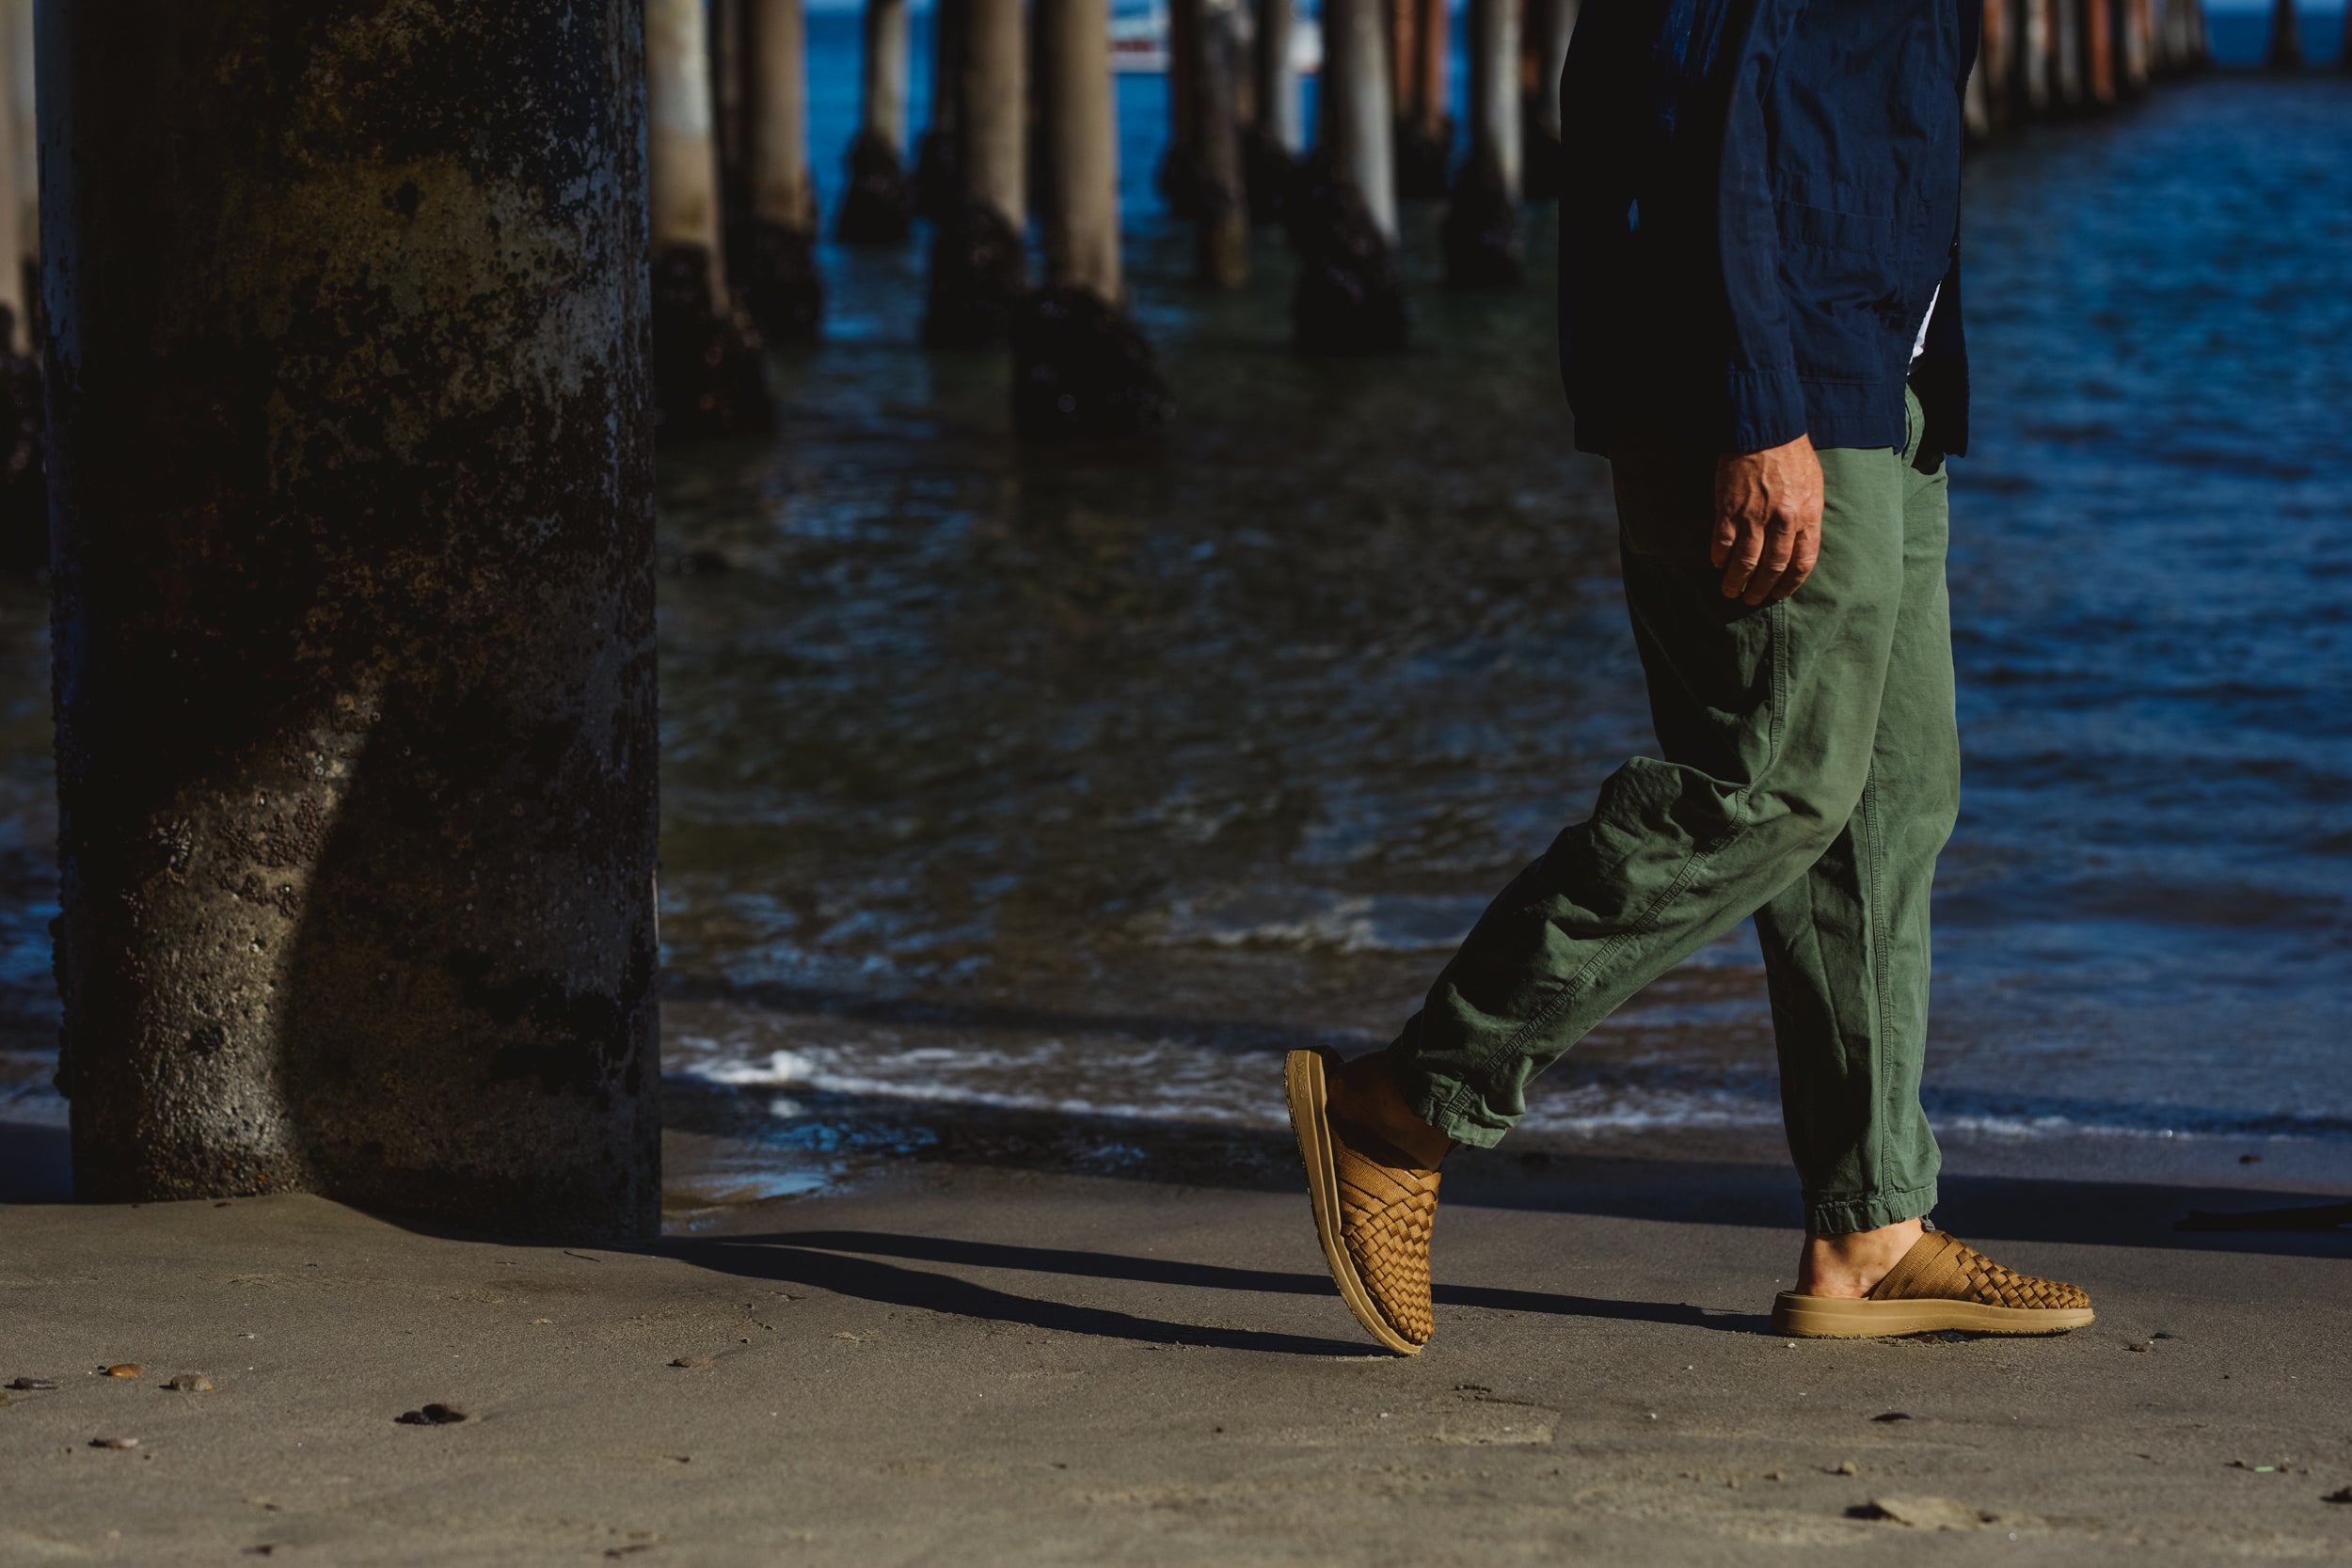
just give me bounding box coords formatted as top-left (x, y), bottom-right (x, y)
top-left (1390, 388), bottom-right (1956, 1235)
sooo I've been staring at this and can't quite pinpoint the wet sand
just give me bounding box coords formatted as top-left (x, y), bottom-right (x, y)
top-left (4, 1132), bottom-right (2346, 1566)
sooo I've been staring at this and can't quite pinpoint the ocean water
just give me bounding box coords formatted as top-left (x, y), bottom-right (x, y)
top-left (3, 21), bottom-right (2347, 1212)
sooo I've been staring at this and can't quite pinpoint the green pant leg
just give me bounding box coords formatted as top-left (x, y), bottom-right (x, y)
top-left (1756, 389), bottom-right (1957, 1233)
top-left (1391, 439), bottom-right (1914, 1147)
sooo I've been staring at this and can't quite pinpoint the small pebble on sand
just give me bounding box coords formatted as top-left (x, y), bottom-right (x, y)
top-left (669, 1356), bottom-right (714, 1370)
top-left (89, 1436), bottom-right (139, 1449)
top-left (165, 1374), bottom-right (215, 1392)
top-left (104, 1364), bottom-right (142, 1379)
top-left (1834, 1461), bottom-right (1860, 1476)
top-left (7, 1377), bottom-right (59, 1390)
top-left (394, 1402), bottom-right (468, 1425)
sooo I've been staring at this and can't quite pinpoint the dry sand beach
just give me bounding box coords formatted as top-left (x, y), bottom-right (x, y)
top-left (5, 1126), bottom-right (2348, 1566)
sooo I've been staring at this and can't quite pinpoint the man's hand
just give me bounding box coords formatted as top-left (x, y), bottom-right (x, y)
top-left (1712, 434), bottom-right (1824, 604)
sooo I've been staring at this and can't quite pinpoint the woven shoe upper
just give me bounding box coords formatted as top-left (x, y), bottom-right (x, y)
top-left (1867, 1230), bottom-right (2091, 1311)
top-left (1328, 1120), bottom-right (1439, 1346)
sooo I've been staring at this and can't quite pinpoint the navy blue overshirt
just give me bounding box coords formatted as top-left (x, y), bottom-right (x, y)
top-left (1559, 0), bottom-right (1980, 459)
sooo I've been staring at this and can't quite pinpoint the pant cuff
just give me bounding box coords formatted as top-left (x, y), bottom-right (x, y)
top-left (1804, 1178), bottom-right (1938, 1236)
top-left (1385, 1058), bottom-right (1514, 1150)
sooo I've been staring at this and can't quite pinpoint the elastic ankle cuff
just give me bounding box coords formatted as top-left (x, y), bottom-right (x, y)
top-left (1804, 1180), bottom-right (1937, 1237)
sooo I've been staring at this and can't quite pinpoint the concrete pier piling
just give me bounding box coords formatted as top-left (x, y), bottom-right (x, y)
top-left (647, 0), bottom-right (771, 434)
top-left (1243, 0), bottom-right (1301, 220)
top-left (838, 0), bottom-right (916, 241)
top-left (745, 0), bottom-right (825, 341)
top-left (923, 0), bottom-right (1026, 346)
top-left (1291, 0), bottom-right (1407, 350)
top-left (41, 0), bottom-right (661, 1241)
top-left (1444, 0), bottom-right (1522, 285)
top-left (1016, 0), bottom-right (1171, 437)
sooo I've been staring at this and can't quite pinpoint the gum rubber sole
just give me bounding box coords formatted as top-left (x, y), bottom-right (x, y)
top-left (1770, 1291), bottom-right (2095, 1338)
top-left (1283, 1050), bottom-right (1422, 1356)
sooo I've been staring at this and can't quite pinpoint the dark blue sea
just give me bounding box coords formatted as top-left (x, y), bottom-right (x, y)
top-left (2, 11), bottom-right (2345, 1209)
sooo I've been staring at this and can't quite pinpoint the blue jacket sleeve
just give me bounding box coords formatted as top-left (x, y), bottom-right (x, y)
top-left (1713, 0), bottom-right (1809, 453)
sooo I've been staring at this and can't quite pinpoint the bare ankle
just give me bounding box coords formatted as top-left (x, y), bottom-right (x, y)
top-left (1795, 1217), bottom-right (1925, 1299)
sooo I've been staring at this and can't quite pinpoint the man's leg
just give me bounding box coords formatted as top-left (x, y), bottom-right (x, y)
top-left (1380, 443), bottom-right (1910, 1146)
top-left (1756, 388), bottom-right (1957, 1244)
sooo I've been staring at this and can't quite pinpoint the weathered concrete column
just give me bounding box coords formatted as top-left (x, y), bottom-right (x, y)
top-left (647, 0), bottom-right (770, 434)
top-left (1016, 0), bottom-right (1170, 437)
top-left (839, 0), bottom-right (915, 241)
top-left (2265, 0), bottom-right (2304, 67)
top-left (42, 0), bottom-right (660, 1242)
top-left (1444, 0), bottom-right (1520, 284)
top-left (1185, 0), bottom-right (1250, 284)
top-left (1520, 0), bottom-right (1576, 198)
top-left (1292, 0), bottom-right (1406, 350)
top-left (744, 0), bottom-right (823, 341)
top-left (923, 0), bottom-right (1026, 345)
top-left (1243, 0), bottom-right (1301, 220)
top-left (1392, 0), bottom-right (1451, 198)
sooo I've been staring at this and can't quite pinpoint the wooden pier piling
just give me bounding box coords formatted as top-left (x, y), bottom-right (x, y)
top-left (838, 0), bottom-right (916, 241)
top-left (1017, 0), bottom-right (1171, 436)
top-left (924, 0), bottom-right (1027, 345)
top-left (43, 0), bottom-right (660, 1242)
top-left (1445, 0), bottom-right (1522, 284)
top-left (648, 0), bottom-right (771, 433)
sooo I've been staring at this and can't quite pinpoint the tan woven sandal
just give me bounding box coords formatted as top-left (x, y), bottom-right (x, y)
top-left (1770, 1228), bottom-right (2095, 1338)
top-left (1283, 1048), bottom-right (1438, 1355)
